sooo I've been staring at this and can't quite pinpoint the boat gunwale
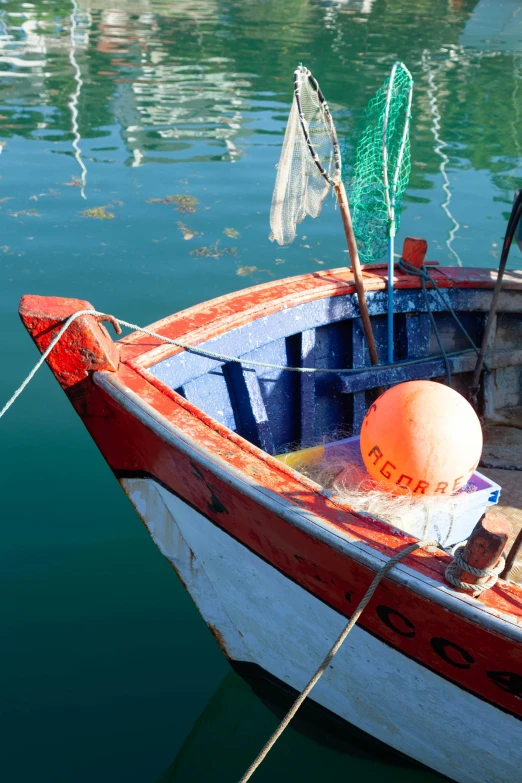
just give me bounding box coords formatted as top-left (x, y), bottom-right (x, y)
top-left (119, 265), bottom-right (522, 373)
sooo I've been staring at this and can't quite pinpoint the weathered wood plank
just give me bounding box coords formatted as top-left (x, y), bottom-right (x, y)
top-left (405, 313), bottom-right (431, 359)
top-left (241, 368), bottom-right (275, 454)
top-left (183, 370), bottom-right (237, 432)
top-left (300, 328), bottom-right (316, 446)
top-left (351, 318), bottom-right (369, 433)
top-left (223, 362), bottom-right (274, 452)
top-left (340, 348), bottom-right (522, 396)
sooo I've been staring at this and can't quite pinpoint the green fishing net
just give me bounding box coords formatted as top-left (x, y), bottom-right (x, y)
top-left (344, 64), bottom-right (413, 264)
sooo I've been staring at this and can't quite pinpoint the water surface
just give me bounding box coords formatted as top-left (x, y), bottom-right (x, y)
top-left (1, 1), bottom-right (521, 781)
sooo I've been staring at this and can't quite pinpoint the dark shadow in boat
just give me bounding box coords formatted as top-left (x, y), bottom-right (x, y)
top-left (156, 667), bottom-right (446, 783)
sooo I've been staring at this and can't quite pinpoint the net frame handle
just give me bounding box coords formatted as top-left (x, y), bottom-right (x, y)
top-left (382, 61), bottom-right (413, 231)
top-left (293, 66), bottom-right (342, 186)
top-left (381, 61), bottom-right (413, 364)
top-left (293, 65), bottom-right (379, 368)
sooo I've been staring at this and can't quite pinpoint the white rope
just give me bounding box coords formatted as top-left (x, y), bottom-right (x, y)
top-left (2, 309), bottom-right (482, 424)
top-left (382, 61), bottom-right (411, 228)
top-left (0, 309), bottom-right (98, 420)
top-left (238, 539), bottom-right (440, 783)
top-left (445, 545), bottom-right (505, 597)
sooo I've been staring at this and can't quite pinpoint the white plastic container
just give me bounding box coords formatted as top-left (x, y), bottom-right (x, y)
top-left (323, 436), bottom-right (501, 547)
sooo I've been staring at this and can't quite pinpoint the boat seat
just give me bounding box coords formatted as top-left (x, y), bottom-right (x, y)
top-left (481, 417), bottom-right (522, 585)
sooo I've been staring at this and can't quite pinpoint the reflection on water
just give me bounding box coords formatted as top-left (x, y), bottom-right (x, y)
top-left (156, 670), bottom-right (441, 783)
top-left (421, 48), bottom-right (462, 265)
top-left (68, 0), bottom-right (88, 196)
top-left (1, 2), bottom-right (522, 783)
top-left (460, 0), bottom-right (522, 54)
top-left (0, 0), bottom-right (520, 257)
top-left (94, 0), bottom-right (253, 167)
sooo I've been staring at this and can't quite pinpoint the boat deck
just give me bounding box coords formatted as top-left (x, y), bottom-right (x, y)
top-left (482, 413), bottom-right (522, 582)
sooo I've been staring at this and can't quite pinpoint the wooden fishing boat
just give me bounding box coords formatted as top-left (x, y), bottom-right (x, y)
top-left (20, 250), bottom-right (522, 783)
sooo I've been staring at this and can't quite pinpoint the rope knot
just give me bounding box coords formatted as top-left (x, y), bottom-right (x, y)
top-left (445, 545), bottom-right (505, 598)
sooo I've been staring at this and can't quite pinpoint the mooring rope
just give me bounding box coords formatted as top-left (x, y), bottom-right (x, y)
top-left (397, 258), bottom-right (486, 387)
top-left (0, 309), bottom-right (476, 421)
top-left (445, 545), bottom-right (505, 598)
top-left (1, 309), bottom-right (99, 420)
top-left (238, 538), bottom-right (440, 783)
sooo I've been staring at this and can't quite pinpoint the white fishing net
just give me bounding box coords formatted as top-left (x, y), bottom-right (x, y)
top-left (285, 438), bottom-right (483, 547)
top-left (270, 68), bottom-right (337, 245)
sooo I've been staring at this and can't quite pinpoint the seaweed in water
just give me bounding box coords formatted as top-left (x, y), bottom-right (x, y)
top-left (237, 265), bottom-right (274, 277)
top-left (236, 265), bottom-right (258, 276)
top-left (9, 209), bottom-right (40, 217)
top-left (81, 207), bottom-right (115, 220)
top-left (147, 194), bottom-right (199, 213)
top-left (63, 177), bottom-right (83, 187)
top-left (176, 221), bottom-right (198, 240)
top-left (190, 242), bottom-right (237, 258)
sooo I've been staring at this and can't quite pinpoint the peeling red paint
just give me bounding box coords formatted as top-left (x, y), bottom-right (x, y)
top-left (115, 265), bottom-right (522, 371)
top-left (19, 295), bottom-right (119, 391)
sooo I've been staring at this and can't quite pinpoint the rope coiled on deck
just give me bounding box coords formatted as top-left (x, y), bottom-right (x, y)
top-left (444, 545), bottom-right (505, 598)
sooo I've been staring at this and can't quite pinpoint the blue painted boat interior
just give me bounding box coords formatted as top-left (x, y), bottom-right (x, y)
top-left (149, 286), bottom-right (515, 454)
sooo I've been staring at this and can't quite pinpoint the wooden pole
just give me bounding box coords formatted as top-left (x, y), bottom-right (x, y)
top-left (501, 528), bottom-right (522, 584)
top-left (335, 181), bottom-right (380, 367)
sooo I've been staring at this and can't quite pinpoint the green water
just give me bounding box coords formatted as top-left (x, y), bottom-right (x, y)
top-left (1, 1), bottom-right (521, 781)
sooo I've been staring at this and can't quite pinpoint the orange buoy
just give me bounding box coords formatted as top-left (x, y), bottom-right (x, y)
top-left (360, 380), bottom-right (483, 496)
